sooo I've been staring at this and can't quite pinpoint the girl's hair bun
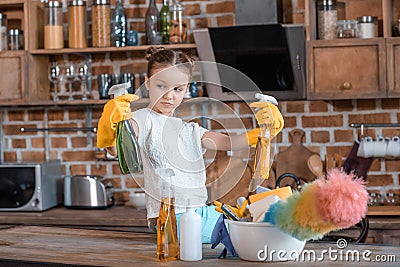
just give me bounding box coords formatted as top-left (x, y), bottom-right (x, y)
top-left (145, 46), bottom-right (166, 61)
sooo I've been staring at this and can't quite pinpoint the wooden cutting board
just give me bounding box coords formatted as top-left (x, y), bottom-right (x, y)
top-left (275, 129), bottom-right (317, 184)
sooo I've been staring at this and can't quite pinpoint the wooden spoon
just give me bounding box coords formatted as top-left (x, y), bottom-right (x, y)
top-left (307, 154), bottom-right (324, 179)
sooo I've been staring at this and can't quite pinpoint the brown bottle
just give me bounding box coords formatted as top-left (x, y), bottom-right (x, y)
top-left (157, 197), bottom-right (179, 261)
top-left (156, 169), bottom-right (179, 261)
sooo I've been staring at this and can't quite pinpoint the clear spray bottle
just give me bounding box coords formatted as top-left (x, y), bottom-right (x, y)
top-left (108, 82), bottom-right (143, 174)
top-left (251, 93), bottom-right (278, 187)
top-left (156, 168), bottom-right (179, 262)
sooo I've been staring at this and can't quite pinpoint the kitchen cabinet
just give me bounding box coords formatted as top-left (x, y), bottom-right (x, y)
top-left (305, 0), bottom-right (400, 100)
top-left (0, 0), bottom-right (48, 105)
top-left (387, 38), bottom-right (400, 97)
top-left (0, 0), bottom-right (196, 106)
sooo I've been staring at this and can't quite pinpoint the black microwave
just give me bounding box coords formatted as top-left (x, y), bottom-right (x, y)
top-left (0, 160), bottom-right (62, 211)
top-left (193, 24), bottom-right (306, 101)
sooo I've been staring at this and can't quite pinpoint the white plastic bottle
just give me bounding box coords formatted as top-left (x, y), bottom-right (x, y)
top-left (179, 204), bottom-right (202, 261)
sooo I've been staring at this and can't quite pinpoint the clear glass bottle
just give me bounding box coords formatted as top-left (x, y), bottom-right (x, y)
top-left (145, 0), bottom-right (161, 45)
top-left (160, 0), bottom-right (170, 44)
top-left (68, 0), bottom-right (88, 48)
top-left (111, 0), bottom-right (127, 47)
top-left (169, 0), bottom-right (187, 43)
top-left (317, 0), bottom-right (337, 40)
top-left (156, 169), bottom-right (179, 262)
top-left (44, 1), bottom-right (64, 49)
top-left (0, 13), bottom-right (7, 51)
top-left (92, 0), bottom-right (111, 47)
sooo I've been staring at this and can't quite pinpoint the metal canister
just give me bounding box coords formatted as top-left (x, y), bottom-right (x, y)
top-left (92, 0), bottom-right (111, 47)
top-left (68, 0), bottom-right (88, 48)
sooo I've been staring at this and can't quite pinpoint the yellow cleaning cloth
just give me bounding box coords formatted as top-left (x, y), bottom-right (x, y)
top-left (97, 94), bottom-right (139, 148)
top-left (249, 186), bottom-right (292, 204)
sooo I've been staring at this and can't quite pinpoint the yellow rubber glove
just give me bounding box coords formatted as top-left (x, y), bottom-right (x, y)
top-left (249, 101), bottom-right (284, 137)
top-left (97, 94), bottom-right (139, 148)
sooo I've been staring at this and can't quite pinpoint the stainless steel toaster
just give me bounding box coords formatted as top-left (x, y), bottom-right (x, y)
top-left (63, 175), bottom-right (114, 208)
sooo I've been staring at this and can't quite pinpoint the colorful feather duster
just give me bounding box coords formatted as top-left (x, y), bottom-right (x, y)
top-left (263, 168), bottom-right (369, 241)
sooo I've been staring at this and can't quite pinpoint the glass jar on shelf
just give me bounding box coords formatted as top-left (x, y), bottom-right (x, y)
top-left (317, 0), bottom-right (337, 40)
top-left (44, 1), bottom-right (64, 49)
top-left (0, 13), bottom-right (7, 51)
top-left (336, 19), bottom-right (359, 39)
top-left (68, 0), bottom-right (88, 48)
top-left (357, 16), bottom-right (378, 39)
top-left (396, 18), bottom-right (400, 37)
top-left (8, 29), bottom-right (24, 50)
top-left (92, 0), bottom-right (111, 47)
top-left (169, 0), bottom-right (187, 43)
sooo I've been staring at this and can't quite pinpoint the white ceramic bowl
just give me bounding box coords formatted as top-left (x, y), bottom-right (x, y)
top-left (225, 220), bottom-right (306, 262)
top-left (127, 192), bottom-right (146, 210)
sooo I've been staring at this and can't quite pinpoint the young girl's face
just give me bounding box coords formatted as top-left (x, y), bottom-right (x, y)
top-left (146, 66), bottom-right (190, 116)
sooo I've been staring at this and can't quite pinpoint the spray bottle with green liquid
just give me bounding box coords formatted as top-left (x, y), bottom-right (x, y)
top-left (108, 82), bottom-right (143, 174)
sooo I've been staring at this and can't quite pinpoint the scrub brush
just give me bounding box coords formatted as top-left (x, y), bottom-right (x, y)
top-left (263, 168), bottom-right (369, 241)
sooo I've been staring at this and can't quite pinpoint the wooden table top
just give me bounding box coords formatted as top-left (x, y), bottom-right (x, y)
top-left (0, 205), bottom-right (148, 227)
top-left (0, 205), bottom-right (398, 226)
top-left (0, 225), bottom-right (398, 266)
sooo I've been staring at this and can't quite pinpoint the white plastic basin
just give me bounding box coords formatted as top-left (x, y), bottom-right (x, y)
top-left (225, 220), bottom-right (306, 261)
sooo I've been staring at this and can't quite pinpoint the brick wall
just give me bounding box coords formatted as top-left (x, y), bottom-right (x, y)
top-left (1, 98), bottom-right (399, 198)
top-left (0, 0), bottom-right (399, 200)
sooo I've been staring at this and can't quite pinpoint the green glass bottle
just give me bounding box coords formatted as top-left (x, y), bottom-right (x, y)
top-left (160, 0), bottom-right (170, 44)
top-left (116, 119), bottom-right (143, 174)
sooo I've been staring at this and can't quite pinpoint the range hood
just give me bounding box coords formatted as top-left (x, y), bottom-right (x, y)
top-left (193, 24), bottom-right (306, 101)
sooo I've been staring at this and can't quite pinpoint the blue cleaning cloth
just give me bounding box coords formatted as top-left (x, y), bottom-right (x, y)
top-left (176, 205), bottom-right (221, 244)
top-left (210, 214), bottom-right (237, 258)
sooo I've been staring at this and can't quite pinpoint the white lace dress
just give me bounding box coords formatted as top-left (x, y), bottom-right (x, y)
top-left (132, 108), bottom-right (208, 219)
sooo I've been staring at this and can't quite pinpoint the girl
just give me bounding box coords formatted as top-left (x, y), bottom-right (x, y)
top-left (97, 47), bottom-right (284, 243)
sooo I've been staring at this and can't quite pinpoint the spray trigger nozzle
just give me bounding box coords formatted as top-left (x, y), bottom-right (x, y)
top-left (108, 82), bottom-right (131, 98)
top-left (255, 93), bottom-right (278, 106)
